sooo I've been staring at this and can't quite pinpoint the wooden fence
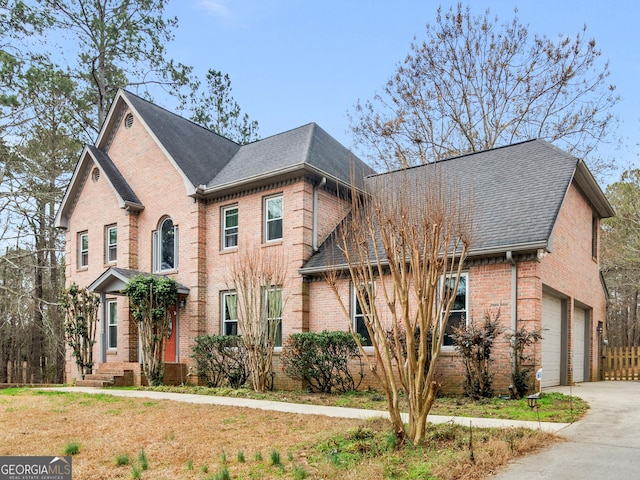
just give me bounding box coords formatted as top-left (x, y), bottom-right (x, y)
top-left (602, 346), bottom-right (640, 380)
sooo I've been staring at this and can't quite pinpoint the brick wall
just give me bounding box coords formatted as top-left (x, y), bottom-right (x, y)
top-left (539, 182), bottom-right (607, 383)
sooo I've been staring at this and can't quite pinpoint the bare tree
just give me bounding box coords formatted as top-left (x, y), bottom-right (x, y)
top-left (351, 4), bottom-right (618, 175)
top-left (325, 168), bottom-right (473, 445)
top-left (226, 247), bottom-right (286, 393)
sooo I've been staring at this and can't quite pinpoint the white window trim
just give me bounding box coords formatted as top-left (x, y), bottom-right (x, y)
top-left (222, 205), bottom-right (239, 250)
top-left (106, 225), bottom-right (117, 263)
top-left (78, 232), bottom-right (88, 268)
top-left (351, 281), bottom-right (375, 350)
top-left (221, 291), bottom-right (238, 336)
top-left (153, 218), bottom-right (178, 273)
top-left (441, 272), bottom-right (469, 350)
top-left (264, 286), bottom-right (283, 349)
top-left (264, 194), bottom-right (283, 243)
top-left (107, 299), bottom-right (117, 350)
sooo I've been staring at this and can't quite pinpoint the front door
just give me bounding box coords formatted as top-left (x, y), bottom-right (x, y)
top-left (164, 305), bottom-right (177, 362)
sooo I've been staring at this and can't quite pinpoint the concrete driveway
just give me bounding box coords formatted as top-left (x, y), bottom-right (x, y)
top-left (491, 381), bottom-right (640, 479)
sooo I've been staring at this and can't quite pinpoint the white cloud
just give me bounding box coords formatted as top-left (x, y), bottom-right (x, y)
top-left (197, 0), bottom-right (232, 18)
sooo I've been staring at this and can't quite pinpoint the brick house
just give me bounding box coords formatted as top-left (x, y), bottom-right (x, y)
top-left (55, 89), bottom-right (613, 392)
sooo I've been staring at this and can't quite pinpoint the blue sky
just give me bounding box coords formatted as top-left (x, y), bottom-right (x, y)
top-left (164, 0), bottom-right (639, 181)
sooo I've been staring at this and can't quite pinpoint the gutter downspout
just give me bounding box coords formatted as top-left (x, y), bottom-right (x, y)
top-left (313, 177), bottom-right (327, 251)
top-left (506, 251), bottom-right (517, 377)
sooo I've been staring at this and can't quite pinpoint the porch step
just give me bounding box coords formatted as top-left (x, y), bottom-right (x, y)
top-left (75, 378), bottom-right (113, 388)
top-left (76, 369), bottom-right (135, 388)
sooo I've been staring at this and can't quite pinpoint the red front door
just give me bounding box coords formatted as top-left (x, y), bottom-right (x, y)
top-left (164, 305), bottom-right (177, 362)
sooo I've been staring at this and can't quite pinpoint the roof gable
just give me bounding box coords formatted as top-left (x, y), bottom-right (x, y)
top-left (54, 146), bottom-right (143, 229)
top-left (201, 123), bottom-right (375, 194)
top-left (97, 90), bottom-right (241, 194)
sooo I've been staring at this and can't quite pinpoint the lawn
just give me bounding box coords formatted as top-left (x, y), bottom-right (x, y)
top-left (0, 387), bottom-right (574, 479)
top-left (139, 385), bottom-right (589, 424)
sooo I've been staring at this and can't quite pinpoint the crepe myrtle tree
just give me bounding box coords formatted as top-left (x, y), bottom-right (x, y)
top-left (124, 274), bottom-right (178, 386)
top-left (60, 283), bottom-right (100, 379)
top-left (226, 246), bottom-right (287, 393)
top-left (325, 167), bottom-right (473, 445)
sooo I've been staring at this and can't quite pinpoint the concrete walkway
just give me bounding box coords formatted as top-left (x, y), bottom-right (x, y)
top-left (45, 386), bottom-right (569, 433)
top-left (491, 381), bottom-right (640, 479)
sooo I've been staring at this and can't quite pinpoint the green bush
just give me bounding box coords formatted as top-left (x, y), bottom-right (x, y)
top-left (281, 331), bottom-right (364, 393)
top-left (507, 326), bottom-right (542, 399)
top-left (191, 335), bottom-right (250, 388)
top-left (452, 310), bottom-right (503, 399)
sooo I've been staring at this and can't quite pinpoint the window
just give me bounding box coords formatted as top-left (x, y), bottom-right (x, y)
top-left (107, 299), bottom-right (117, 349)
top-left (442, 273), bottom-right (469, 347)
top-left (265, 195), bottom-right (283, 242)
top-left (153, 217), bottom-right (178, 272)
top-left (106, 225), bottom-right (117, 263)
top-left (592, 217), bottom-right (599, 259)
top-left (222, 292), bottom-right (238, 336)
top-left (265, 287), bottom-right (282, 347)
top-left (222, 205), bottom-right (238, 249)
top-left (352, 282), bottom-right (373, 346)
top-left (78, 232), bottom-right (88, 268)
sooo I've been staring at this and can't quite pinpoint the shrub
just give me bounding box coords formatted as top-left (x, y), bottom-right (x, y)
top-left (452, 309), bottom-right (503, 399)
top-left (191, 335), bottom-right (251, 388)
top-left (507, 326), bottom-right (542, 399)
top-left (63, 442), bottom-right (80, 455)
top-left (281, 331), bottom-right (364, 393)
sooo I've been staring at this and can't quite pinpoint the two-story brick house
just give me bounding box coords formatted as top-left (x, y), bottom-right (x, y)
top-left (55, 89), bottom-right (613, 392)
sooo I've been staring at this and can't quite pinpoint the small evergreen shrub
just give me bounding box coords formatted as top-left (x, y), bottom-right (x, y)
top-left (281, 330), bottom-right (364, 393)
top-left (452, 310), bottom-right (503, 399)
top-left (191, 335), bottom-right (250, 388)
top-left (63, 442), bottom-right (80, 455)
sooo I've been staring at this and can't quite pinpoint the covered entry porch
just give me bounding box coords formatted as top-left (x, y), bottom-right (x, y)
top-left (74, 267), bottom-right (190, 387)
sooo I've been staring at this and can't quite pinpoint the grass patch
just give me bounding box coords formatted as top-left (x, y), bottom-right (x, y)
top-left (137, 448), bottom-right (148, 471)
top-left (132, 385), bottom-right (587, 423)
top-left (115, 453), bottom-right (130, 466)
top-left (308, 418), bottom-right (556, 480)
top-left (62, 442), bottom-right (80, 455)
top-left (3, 389), bottom-right (562, 479)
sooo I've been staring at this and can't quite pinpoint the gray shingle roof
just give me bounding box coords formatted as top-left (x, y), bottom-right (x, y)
top-left (122, 91), bottom-right (240, 187)
top-left (301, 139), bottom-right (611, 273)
top-left (87, 145), bottom-right (142, 207)
top-left (206, 123), bottom-right (375, 190)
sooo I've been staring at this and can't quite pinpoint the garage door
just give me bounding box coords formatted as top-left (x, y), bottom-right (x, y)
top-left (541, 293), bottom-right (562, 387)
top-left (573, 308), bottom-right (586, 383)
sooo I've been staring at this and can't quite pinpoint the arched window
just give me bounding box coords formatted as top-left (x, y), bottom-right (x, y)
top-left (153, 217), bottom-right (178, 272)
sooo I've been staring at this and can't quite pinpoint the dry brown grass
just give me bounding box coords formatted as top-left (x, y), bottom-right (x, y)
top-left (0, 390), bottom-right (558, 479)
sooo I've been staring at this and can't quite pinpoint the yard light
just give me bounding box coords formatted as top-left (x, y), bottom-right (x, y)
top-left (526, 393), bottom-right (539, 410)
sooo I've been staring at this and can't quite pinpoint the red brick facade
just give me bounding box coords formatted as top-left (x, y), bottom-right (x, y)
top-left (60, 97), bottom-right (608, 395)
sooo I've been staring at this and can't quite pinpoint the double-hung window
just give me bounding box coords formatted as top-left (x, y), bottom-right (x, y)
top-left (442, 272), bottom-right (469, 347)
top-left (222, 292), bottom-right (238, 336)
top-left (107, 299), bottom-right (117, 349)
top-left (264, 195), bottom-right (283, 242)
top-left (265, 287), bottom-right (283, 347)
top-left (351, 282), bottom-right (373, 346)
top-left (222, 205), bottom-right (238, 249)
top-left (106, 225), bottom-right (117, 263)
top-left (153, 217), bottom-right (178, 272)
top-left (78, 232), bottom-right (89, 268)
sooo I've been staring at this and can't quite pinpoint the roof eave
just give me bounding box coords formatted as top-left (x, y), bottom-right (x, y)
top-left (192, 163), bottom-right (362, 199)
top-left (298, 241), bottom-right (549, 276)
top-left (574, 161), bottom-right (616, 218)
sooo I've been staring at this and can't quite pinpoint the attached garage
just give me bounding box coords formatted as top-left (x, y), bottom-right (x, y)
top-left (541, 293), bottom-right (563, 388)
top-left (573, 307), bottom-right (587, 383)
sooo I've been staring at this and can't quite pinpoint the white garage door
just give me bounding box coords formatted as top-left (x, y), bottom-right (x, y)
top-left (573, 308), bottom-right (586, 383)
top-left (542, 293), bottom-right (562, 388)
